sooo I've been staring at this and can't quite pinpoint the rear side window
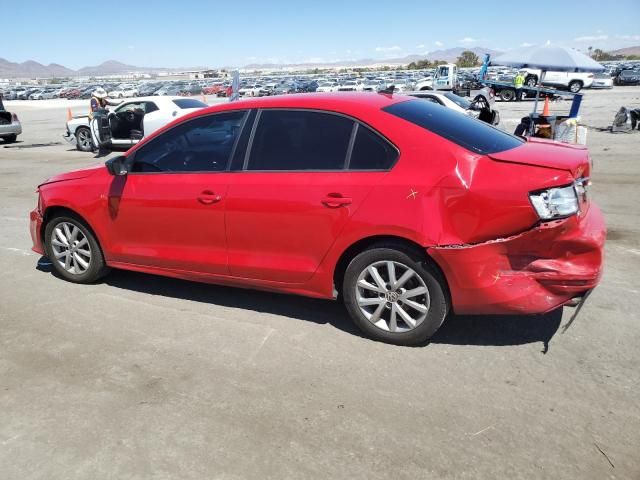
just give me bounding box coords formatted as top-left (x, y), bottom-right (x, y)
top-left (383, 99), bottom-right (523, 154)
top-left (172, 98), bottom-right (208, 109)
top-left (348, 125), bottom-right (397, 170)
top-left (247, 110), bottom-right (354, 170)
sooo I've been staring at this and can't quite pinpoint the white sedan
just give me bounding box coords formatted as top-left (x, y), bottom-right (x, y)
top-left (591, 73), bottom-right (614, 89)
top-left (315, 82), bottom-right (339, 93)
top-left (108, 86), bottom-right (139, 98)
top-left (63, 96), bottom-right (208, 152)
top-left (407, 89), bottom-right (500, 125)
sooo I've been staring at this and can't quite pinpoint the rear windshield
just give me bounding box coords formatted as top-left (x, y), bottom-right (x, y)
top-left (172, 99), bottom-right (207, 109)
top-left (383, 99), bottom-right (524, 154)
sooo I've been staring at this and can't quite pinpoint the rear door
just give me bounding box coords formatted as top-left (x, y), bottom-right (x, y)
top-left (224, 109), bottom-right (396, 283)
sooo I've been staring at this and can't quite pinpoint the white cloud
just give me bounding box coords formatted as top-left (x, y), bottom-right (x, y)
top-left (545, 40), bottom-right (552, 46)
top-left (520, 42), bottom-right (534, 47)
top-left (434, 41), bottom-right (444, 47)
top-left (459, 37), bottom-right (477, 44)
top-left (574, 34), bottom-right (608, 42)
top-left (415, 44), bottom-right (425, 49)
top-left (375, 46), bottom-right (403, 53)
top-left (616, 34), bottom-right (640, 41)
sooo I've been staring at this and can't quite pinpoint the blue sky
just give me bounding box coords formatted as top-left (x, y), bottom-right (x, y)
top-left (5, 0), bottom-right (640, 68)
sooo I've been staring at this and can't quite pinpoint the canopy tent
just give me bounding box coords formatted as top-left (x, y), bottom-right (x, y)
top-left (490, 46), bottom-right (605, 73)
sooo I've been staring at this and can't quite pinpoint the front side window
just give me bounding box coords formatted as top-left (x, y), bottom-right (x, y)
top-left (130, 110), bottom-right (247, 173)
top-left (246, 110), bottom-right (354, 171)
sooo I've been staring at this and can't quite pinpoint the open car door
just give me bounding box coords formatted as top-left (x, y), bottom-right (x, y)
top-left (89, 109), bottom-right (112, 150)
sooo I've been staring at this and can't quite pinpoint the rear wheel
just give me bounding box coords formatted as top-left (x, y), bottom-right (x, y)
top-left (75, 127), bottom-right (93, 152)
top-left (44, 215), bottom-right (110, 283)
top-left (525, 75), bottom-right (537, 87)
top-left (343, 247), bottom-right (448, 346)
top-left (500, 89), bottom-right (515, 101)
top-left (568, 80), bottom-right (582, 93)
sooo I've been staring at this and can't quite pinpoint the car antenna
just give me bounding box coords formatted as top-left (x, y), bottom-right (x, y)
top-left (379, 85), bottom-right (396, 95)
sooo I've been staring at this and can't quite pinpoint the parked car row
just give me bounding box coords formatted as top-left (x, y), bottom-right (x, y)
top-left (3, 60), bottom-right (639, 104)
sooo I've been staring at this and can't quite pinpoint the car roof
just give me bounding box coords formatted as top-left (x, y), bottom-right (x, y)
top-left (127, 92), bottom-right (414, 156)
top-left (200, 92), bottom-right (408, 116)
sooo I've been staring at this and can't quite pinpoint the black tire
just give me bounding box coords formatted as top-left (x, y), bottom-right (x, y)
top-left (419, 86), bottom-right (433, 91)
top-left (525, 75), bottom-right (537, 87)
top-left (44, 214), bottom-right (110, 283)
top-left (568, 80), bottom-right (582, 93)
top-left (75, 127), bottom-right (93, 152)
top-left (343, 247), bottom-right (449, 346)
top-left (3, 134), bottom-right (17, 143)
top-left (500, 89), bottom-right (515, 101)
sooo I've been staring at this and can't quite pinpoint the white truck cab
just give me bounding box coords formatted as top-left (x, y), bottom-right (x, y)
top-left (433, 64), bottom-right (458, 91)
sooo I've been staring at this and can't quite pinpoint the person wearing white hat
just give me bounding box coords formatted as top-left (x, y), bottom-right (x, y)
top-left (89, 87), bottom-right (120, 120)
top-left (88, 87), bottom-right (121, 156)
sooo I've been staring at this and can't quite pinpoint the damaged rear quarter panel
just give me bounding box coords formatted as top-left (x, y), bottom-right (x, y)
top-left (424, 152), bottom-right (574, 246)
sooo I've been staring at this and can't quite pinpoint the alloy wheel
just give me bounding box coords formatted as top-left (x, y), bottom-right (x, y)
top-left (50, 222), bottom-right (92, 275)
top-left (77, 129), bottom-right (92, 150)
top-left (355, 260), bottom-right (430, 333)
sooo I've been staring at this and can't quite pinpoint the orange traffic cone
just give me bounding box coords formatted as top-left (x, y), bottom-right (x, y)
top-left (67, 107), bottom-right (73, 121)
top-left (542, 96), bottom-right (550, 116)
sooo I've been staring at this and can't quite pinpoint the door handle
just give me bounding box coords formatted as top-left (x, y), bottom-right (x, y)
top-left (197, 190), bottom-right (222, 205)
top-left (321, 193), bottom-right (352, 208)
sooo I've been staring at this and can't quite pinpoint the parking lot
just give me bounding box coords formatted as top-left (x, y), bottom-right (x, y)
top-left (1, 88), bottom-right (639, 479)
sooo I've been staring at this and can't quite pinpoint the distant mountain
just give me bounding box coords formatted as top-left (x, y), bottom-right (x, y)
top-left (76, 60), bottom-right (141, 76)
top-left (0, 58), bottom-right (209, 79)
top-left (609, 45), bottom-right (640, 57)
top-left (0, 58), bottom-right (75, 78)
top-left (243, 47), bottom-right (502, 70)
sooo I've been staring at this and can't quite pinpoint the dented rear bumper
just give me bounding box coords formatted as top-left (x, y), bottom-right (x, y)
top-left (429, 204), bottom-right (605, 315)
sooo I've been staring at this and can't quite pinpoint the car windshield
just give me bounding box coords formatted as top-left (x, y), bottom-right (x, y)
top-left (443, 92), bottom-right (472, 109)
top-left (172, 99), bottom-right (208, 109)
top-left (383, 99), bottom-right (524, 155)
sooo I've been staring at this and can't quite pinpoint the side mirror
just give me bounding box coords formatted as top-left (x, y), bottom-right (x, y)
top-left (105, 155), bottom-right (128, 176)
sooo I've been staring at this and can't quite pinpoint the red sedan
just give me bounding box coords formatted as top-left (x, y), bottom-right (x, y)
top-left (29, 93), bottom-right (605, 345)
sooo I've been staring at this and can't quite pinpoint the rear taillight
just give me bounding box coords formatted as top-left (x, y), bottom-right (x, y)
top-left (11, 113), bottom-right (18, 122)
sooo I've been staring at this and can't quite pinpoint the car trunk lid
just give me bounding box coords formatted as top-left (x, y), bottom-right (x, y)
top-left (487, 137), bottom-right (590, 178)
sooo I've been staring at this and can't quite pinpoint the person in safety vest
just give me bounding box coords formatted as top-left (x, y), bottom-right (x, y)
top-left (514, 71), bottom-right (526, 101)
top-left (89, 87), bottom-right (120, 120)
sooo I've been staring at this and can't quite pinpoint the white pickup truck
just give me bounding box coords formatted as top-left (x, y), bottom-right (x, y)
top-left (520, 68), bottom-right (594, 93)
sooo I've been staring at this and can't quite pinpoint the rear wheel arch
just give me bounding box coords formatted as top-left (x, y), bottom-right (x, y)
top-left (332, 235), bottom-right (450, 300)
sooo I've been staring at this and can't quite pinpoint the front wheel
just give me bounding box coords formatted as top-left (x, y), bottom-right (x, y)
top-left (44, 215), bottom-right (110, 283)
top-left (343, 247), bottom-right (449, 346)
top-left (75, 127), bottom-right (93, 152)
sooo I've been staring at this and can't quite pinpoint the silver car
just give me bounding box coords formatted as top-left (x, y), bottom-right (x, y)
top-left (0, 97), bottom-right (22, 143)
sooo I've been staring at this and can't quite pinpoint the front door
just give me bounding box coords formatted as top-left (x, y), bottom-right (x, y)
top-left (105, 110), bottom-right (248, 275)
